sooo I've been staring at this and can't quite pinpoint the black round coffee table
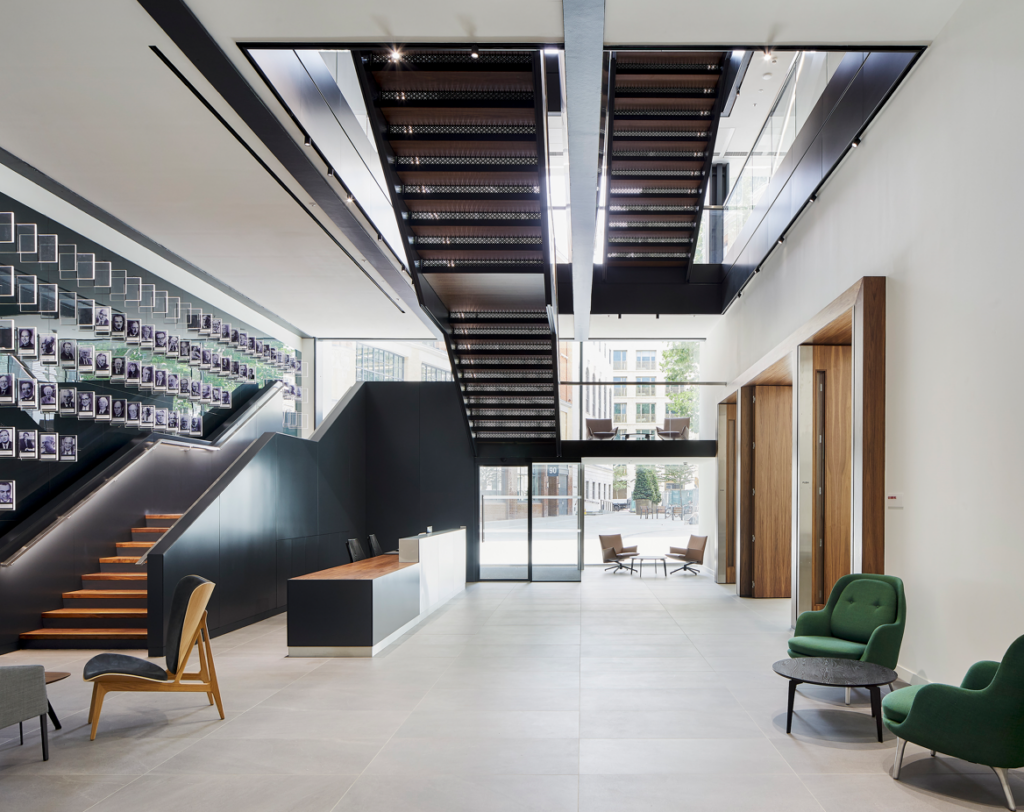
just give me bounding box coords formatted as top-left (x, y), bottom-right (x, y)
top-left (772, 657), bottom-right (898, 742)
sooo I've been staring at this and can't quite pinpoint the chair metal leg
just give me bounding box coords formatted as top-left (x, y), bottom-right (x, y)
top-left (892, 737), bottom-right (907, 780)
top-left (930, 750), bottom-right (936, 757)
top-left (47, 700), bottom-right (61, 731)
top-left (845, 687), bottom-right (851, 705)
top-left (39, 714), bottom-right (48, 762)
top-left (993, 767), bottom-right (1017, 811)
top-left (19, 720), bottom-right (23, 745)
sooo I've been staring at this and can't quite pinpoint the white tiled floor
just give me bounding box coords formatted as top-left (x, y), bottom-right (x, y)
top-left (1, 569), bottom-right (1020, 811)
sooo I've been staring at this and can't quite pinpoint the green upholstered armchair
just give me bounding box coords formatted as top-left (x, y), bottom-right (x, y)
top-left (788, 573), bottom-right (906, 670)
top-left (883, 635), bottom-right (1024, 811)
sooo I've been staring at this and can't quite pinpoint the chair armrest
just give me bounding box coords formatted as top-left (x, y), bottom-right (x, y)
top-left (621, 545), bottom-right (638, 554)
top-left (794, 608), bottom-right (831, 638)
top-left (862, 621), bottom-right (905, 670)
top-left (961, 660), bottom-right (1000, 691)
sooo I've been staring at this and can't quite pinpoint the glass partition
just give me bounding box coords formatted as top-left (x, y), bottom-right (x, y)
top-left (531, 463), bottom-right (581, 581)
top-left (479, 466), bottom-right (530, 580)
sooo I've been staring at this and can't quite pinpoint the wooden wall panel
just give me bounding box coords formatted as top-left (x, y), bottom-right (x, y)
top-left (737, 387), bottom-right (754, 597)
top-left (813, 346), bottom-right (852, 605)
top-left (726, 404), bottom-right (736, 583)
top-left (858, 278), bottom-right (886, 573)
top-left (753, 386), bottom-right (792, 598)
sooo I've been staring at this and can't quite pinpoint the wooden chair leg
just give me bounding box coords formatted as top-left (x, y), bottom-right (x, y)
top-left (89, 685), bottom-right (107, 741)
top-left (203, 622), bottom-right (225, 719)
top-left (87, 683), bottom-right (99, 724)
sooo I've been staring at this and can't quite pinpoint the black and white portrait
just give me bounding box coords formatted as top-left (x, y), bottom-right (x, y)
top-left (140, 324), bottom-right (154, 349)
top-left (40, 333), bottom-right (57, 364)
top-left (201, 314), bottom-right (213, 335)
top-left (167, 372), bottom-right (179, 392)
top-left (210, 317), bottom-right (221, 338)
top-left (201, 348), bottom-right (212, 370)
top-left (154, 408), bottom-right (167, 429)
top-left (141, 404), bottom-right (155, 427)
top-left (77, 344), bottom-right (94, 373)
top-left (126, 401), bottom-right (140, 426)
top-left (126, 360), bottom-right (140, 385)
top-left (95, 394), bottom-right (111, 421)
top-left (167, 411), bottom-right (178, 432)
top-left (18, 429), bottom-right (37, 459)
top-left (189, 344), bottom-right (201, 367)
top-left (0, 480), bottom-right (16, 509)
top-left (166, 335), bottom-right (179, 358)
top-left (247, 336), bottom-right (256, 356)
top-left (220, 322), bottom-right (231, 343)
top-left (201, 382), bottom-right (212, 403)
top-left (77, 299), bottom-right (94, 329)
top-left (94, 305), bottom-right (111, 334)
top-left (220, 355), bottom-right (231, 375)
top-left (39, 432), bottom-right (57, 461)
top-left (111, 312), bottom-right (126, 338)
top-left (59, 435), bottom-right (77, 462)
top-left (221, 388), bottom-right (232, 409)
top-left (238, 363), bottom-right (248, 381)
top-left (190, 414), bottom-right (203, 437)
top-left (0, 428), bottom-right (14, 457)
top-left (0, 319), bottom-right (13, 352)
top-left (111, 398), bottom-right (126, 423)
top-left (18, 378), bottom-right (37, 409)
top-left (187, 312), bottom-right (201, 332)
top-left (140, 364), bottom-right (154, 389)
top-left (77, 390), bottom-right (95, 418)
top-left (0, 374), bottom-right (14, 405)
top-left (126, 319), bottom-right (141, 344)
top-left (95, 351), bottom-right (110, 377)
top-left (59, 338), bottom-right (76, 368)
top-left (111, 355), bottom-right (126, 381)
top-left (211, 386), bottom-right (221, 405)
top-left (211, 352), bottom-right (220, 373)
top-left (17, 326), bottom-right (36, 358)
top-left (238, 331), bottom-right (248, 353)
top-left (230, 328), bottom-right (239, 345)
top-left (154, 330), bottom-right (167, 353)
top-left (231, 360), bottom-right (240, 378)
top-left (154, 368), bottom-right (167, 391)
top-left (248, 366), bottom-right (256, 381)
top-left (179, 376), bottom-right (190, 396)
top-left (179, 338), bottom-right (191, 361)
top-left (39, 383), bottom-right (57, 412)
top-left (255, 339), bottom-right (263, 358)
top-left (59, 387), bottom-right (76, 415)
top-left (189, 379), bottom-right (201, 400)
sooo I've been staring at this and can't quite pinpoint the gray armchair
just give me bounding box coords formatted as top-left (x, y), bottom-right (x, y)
top-left (656, 417), bottom-right (690, 440)
top-left (586, 419), bottom-right (620, 440)
top-left (0, 665), bottom-right (49, 761)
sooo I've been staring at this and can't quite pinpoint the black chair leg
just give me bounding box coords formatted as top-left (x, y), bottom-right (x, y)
top-left (47, 701), bottom-right (61, 731)
top-left (39, 714), bottom-right (48, 761)
top-left (19, 721), bottom-right (23, 745)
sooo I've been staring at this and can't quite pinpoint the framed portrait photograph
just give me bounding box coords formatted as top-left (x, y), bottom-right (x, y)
top-left (255, 339), bottom-right (263, 358)
top-left (189, 414), bottom-right (203, 437)
top-left (220, 322), bottom-right (231, 343)
top-left (237, 331), bottom-right (247, 353)
top-left (141, 404), bottom-right (155, 428)
top-left (39, 333), bottom-right (57, 364)
top-left (58, 435), bottom-right (77, 463)
top-left (167, 334), bottom-right (180, 358)
top-left (200, 314), bottom-right (213, 336)
top-left (17, 326), bottom-right (37, 358)
top-left (201, 382), bottom-right (213, 403)
top-left (154, 329), bottom-right (167, 353)
top-left (59, 338), bottom-right (77, 368)
top-left (77, 298), bottom-right (95, 330)
top-left (95, 350), bottom-right (111, 378)
top-left (0, 427), bottom-right (14, 457)
top-left (59, 387), bottom-right (76, 416)
top-left (39, 432), bottom-right (58, 461)
top-left (211, 386), bottom-right (221, 405)
top-left (126, 401), bottom-right (141, 427)
top-left (39, 382), bottom-right (58, 412)
top-left (18, 429), bottom-right (37, 459)
top-left (18, 378), bottom-right (37, 409)
top-left (111, 398), bottom-right (127, 424)
top-left (179, 338), bottom-right (191, 361)
top-left (0, 319), bottom-right (13, 352)
top-left (269, 347), bottom-right (278, 366)
top-left (246, 336), bottom-right (256, 356)
top-left (77, 390), bottom-right (95, 419)
top-left (210, 351), bottom-right (220, 373)
top-left (95, 394), bottom-right (111, 422)
top-left (179, 376), bottom-right (190, 397)
top-left (238, 362), bottom-right (248, 381)
top-left (220, 355), bottom-right (231, 376)
top-left (167, 411), bottom-right (178, 433)
top-left (154, 368), bottom-right (167, 392)
top-left (187, 311), bottom-right (201, 332)
top-left (231, 360), bottom-right (240, 378)
top-left (154, 408), bottom-right (168, 431)
top-left (210, 317), bottom-right (221, 338)
top-left (126, 359), bottom-right (141, 386)
top-left (200, 347), bottom-right (212, 370)
top-left (94, 305), bottom-right (111, 334)
top-left (111, 354), bottom-right (126, 381)
top-left (77, 343), bottom-right (94, 373)
top-left (0, 374), bottom-right (13, 405)
top-left (126, 318), bottom-right (141, 344)
top-left (189, 344), bottom-right (201, 367)
top-left (140, 364), bottom-right (155, 390)
top-left (230, 327), bottom-right (239, 346)
top-left (0, 480), bottom-right (16, 510)
top-left (111, 312), bottom-right (126, 339)
top-left (140, 324), bottom-right (154, 349)
top-left (189, 378), bottom-right (201, 401)
top-left (167, 371), bottom-right (179, 393)
top-left (221, 388), bottom-right (232, 409)
top-left (248, 366), bottom-right (256, 382)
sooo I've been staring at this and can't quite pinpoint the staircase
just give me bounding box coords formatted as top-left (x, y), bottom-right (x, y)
top-left (450, 311), bottom-right (558, 443)
top-left (20, 514), bottom-right (181, 648)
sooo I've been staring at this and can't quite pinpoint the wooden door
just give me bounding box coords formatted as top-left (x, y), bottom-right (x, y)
top-left (753, 386), bottom-right (792, 598)
top-left (725, 404), bottom-right (736, 583)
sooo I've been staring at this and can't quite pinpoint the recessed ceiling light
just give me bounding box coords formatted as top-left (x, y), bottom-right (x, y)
top-left (763, 50), bottom-right (773, 62)
top-left (762, 72), bottom-right (772, 80)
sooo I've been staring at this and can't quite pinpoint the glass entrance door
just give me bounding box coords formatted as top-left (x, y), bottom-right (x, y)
top-left (531, 463), bottom-right (581, 581)
top-left (479, 466), bottom-right (529, 580)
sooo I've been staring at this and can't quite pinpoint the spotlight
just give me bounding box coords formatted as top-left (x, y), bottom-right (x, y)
top-left (777, 237), bottom-right (784, 245)
top-left (390, 50), bottom-right (402, 62)
top-left (346, 193), bottom-right (354, 203)
top-left (617, 314), bottom-right (621, 319)
top-left (470, 46), bottom-right (480, 59)
top-left (755, 267), bottom-right (760, 273)
top-left (763, 49), bottom-right (773, 62)
top-left (852, 138), bottom-right (861, 148)
top-left (303, 135), bottom-right (311, 147)
top-left (809, 195), bottom-right (817, 203)
top-left (327, 166), bottom-right (335, 177)
top-left (656, 314), bottom-right (660, 319)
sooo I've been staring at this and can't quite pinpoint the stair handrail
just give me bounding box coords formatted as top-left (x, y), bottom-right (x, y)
top-left (0, 381), bottom-right (285, 567)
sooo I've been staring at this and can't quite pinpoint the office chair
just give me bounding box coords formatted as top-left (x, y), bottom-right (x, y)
top-left (347, 537), bottom-right (367, 562)
top-left (369, 534), bottom-right (383, 557)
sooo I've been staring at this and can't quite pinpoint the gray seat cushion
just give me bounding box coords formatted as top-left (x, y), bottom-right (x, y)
top-left (83, 653), bottom-right (168, 682)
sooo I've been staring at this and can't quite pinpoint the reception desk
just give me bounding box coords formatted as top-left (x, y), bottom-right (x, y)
top-left (287, 528), bottom-right (467, 657)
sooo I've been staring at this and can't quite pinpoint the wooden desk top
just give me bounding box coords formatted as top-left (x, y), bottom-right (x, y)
top-left (291, 556), bottom-right (417, 582)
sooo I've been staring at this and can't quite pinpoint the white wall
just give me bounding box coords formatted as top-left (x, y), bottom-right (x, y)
top-left (700, 0), bottom-right (1024, 685)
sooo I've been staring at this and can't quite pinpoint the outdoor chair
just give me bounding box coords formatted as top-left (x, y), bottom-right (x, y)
top-left (0, 665), bottom-right (49, 761)
top-left (667, 535), bottom-right (707, 574)
top-left (586, 419), bottom-right (620, 440)
top-left (656, 417), bottom-right (690, 440)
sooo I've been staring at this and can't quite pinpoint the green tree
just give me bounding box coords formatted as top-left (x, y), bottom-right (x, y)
top-left (660, 341), bottom-right (700, 435)
top-left (613, 465), bottom-right (631, 499)
top-left (657, 463), bottom-right (695, 490)
top-left (632, 465), bottom-right (661, 505)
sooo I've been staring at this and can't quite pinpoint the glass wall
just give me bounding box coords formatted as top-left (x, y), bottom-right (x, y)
top-left (479, 466), bottom-right (530, 580)
top-left (531, 463), bottom-right (581, 581)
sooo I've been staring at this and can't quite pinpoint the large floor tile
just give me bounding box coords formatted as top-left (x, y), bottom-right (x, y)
top-left (579, 738), bottom-right (795, 775)
top-left (364, 736), bottom-right (579, 775)
top-left (579, 773), bottom-right (824, 812)
top-left (151, 737), bottom-right (379, 775)
top-left (333, 774), bottom-right (579, 812)
top-left (395, 709), bottom-right (579, 739)
top-left (0, 774), bottom-right (131, 812)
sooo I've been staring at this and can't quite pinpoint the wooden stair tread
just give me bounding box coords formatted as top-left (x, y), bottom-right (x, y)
top-left (144, 514), bottom-right (182, 519)
top-left (131, 527), bottom-right (167, 533)
top-left (63, 589), bottom-right (147, 599)
top-left (82, 573), bottom-right (147, 581)
top-left (116, 542), bottom-right (155, 548)
top-left (99, 556), bottom-right (142, 564)
top-left (42, 608), bottom-right (147, 618)
top-left (21, 628), bottom-right (147, 640)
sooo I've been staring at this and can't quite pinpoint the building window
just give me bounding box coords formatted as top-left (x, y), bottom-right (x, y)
top-left (357, 343), bottom-right (405, 381)
top-left (636, 403), bottom-right (656, 423)
top-left (613, 403), bottom-right (628, 424)
top-left (636, 350), bottom-right (656, 370)
top-left (636, 376), bottom-right (655, 396)
top-left (613, 376), bottom-right (627, 396)
top-left (421, 363), bottom-right (453, 382)
top-left (613, 350), bottom-right (628, 370)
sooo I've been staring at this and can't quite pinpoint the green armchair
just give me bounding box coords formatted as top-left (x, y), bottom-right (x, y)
top-left (788, 573), bottom-right (906, 702)
top-left (883, 634), bottom-right (1024, 811)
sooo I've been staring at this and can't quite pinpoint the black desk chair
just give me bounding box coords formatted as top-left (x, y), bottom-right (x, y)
top-left (347, 538), bottom-right (367, 562)
top-left (369, 534), bottom-right (384, 557)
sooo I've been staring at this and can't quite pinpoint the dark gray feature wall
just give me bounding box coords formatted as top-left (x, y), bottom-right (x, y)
top-left (147, 381), bottom-right (476, 656)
